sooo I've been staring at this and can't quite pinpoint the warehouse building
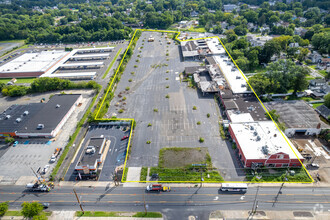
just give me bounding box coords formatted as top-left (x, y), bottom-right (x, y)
top-left (265, 100), bottom-right (329, 137)
top-left (229, 121), bottom-right (304, 168)
top-left (0, 94), bottom-right (82, 138)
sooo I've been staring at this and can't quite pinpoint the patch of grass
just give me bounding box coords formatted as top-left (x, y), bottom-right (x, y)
top-left (219, 122), bottom-right (227, 140)
top-left (118, 109), bottom-right (124, 113)
top-left (246, 168), bottom-right (312, 182)
top-left (166, 53), bottom-right (169, 56)
top-left (0, 77), bottom-right (36, 84)
top-left (319, 70), bottom-right (327, 77)
top-left (122, 167), bottom-right (129, 182)
top-left (197, 121), bottom-right (201, 125)
top-left (128, 79), bottom-right (133, 82)
top-left (153, 108), bottom-right (158, 112)
top-left (166, 70), bottom-right (169, 73)
top-left (165, 94), bottom-right (170, 98)
top-left (76, 211), bottom-right (119, 217)
top-left (4, 211), bottom-right (22, 216)
top-left (166, 85), bottom-right (169, 88)
top-left (312, 102), bottom-right (324, 109)
top-left (193, 106), bottom-right (197, 110)
top-left (134, 65), bottom-right (138, 68)
top-left (199, 137), bottom-right (204, 143)
top-left (125, 87), bottom-right (130, 91)
top-left (135, 59), bottom-right (139, 62)
top-left (102, 48), bottom-right (122, 79)
top-left (131, 72), bottom-right (135, 75)
top-left (166, 77), bottom-right (169, 80)
top-left (133, 212), bottom-right (162, 218)
top-left (166, 58), bottom-right (169, 61)
top-left (140, 167), bottom-right (148, 182)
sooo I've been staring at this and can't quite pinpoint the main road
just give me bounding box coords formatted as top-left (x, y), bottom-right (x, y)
top-left (1, 185), bottom-right (330, 219)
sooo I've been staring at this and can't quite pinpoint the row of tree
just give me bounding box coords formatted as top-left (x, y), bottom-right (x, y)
top-left (0, 77), bottom-right (101, 97)
top-left (248, 60), bottom-right (310, 95)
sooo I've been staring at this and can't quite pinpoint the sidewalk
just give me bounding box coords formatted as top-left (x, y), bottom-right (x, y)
top-left (210, 210), bottom-right (330, 220)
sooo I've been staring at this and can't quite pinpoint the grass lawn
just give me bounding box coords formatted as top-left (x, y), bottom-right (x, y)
top-left (306, 75), bottom-right (315, 81)
top-left (76, 211), bottom-right (120, 217)
top-left (0, 77), bottom-right (36, 84)
top-left (4, 211), bottom-right (51, 216)
top-left (0, 40), bottom-right (25, 44)
top-left (246, 168), bottom-right (312, 182)
top-left (319, 70), bottom-right (327, 77)
top-left (133, 212), bottom-right (162, 218)
top-left (102, 48), bottom-right (122, 79)
top-left (149, 147), bottom-right (224, 182)
top-left (140, 166), bottom-right (148, 182)
top-left (178, 26), bottom-right (206, 33)
top-left (312, 102), bottom-right (324, 109)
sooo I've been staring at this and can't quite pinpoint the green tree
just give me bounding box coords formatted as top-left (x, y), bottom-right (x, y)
top-left (324, 94), bottom-right (330, 109)
top-left (265, 109), bottom-right (280, 121)
top-left (248, 74), bottom-right (270, 95)
top-left (233, 25), bottom-right (247, 36)
top-left (4, 137), bottom-right (14, 144)
top-left (0, 202), bottom-right (9, 216)
top-left (21, 202), bottom-right (43, 218)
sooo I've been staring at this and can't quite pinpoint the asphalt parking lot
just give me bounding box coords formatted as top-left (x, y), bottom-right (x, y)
top-left (0, 90), bottom-right (94, 184)
top-left (106, 32), bottom-right (244, 181)
top-left (64, 124), bottom-right (130, 181)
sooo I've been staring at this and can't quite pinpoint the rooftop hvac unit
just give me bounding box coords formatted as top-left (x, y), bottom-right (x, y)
top-left (256, 136), bottom-right (261, 141)
top-left (5, 115), bottom-right (11, 119)
top-left (56, 104), bottom-right (60, 108)
top-left (253, 131), bottom-right (258, 136)
top-left (37, 124), bottom-right (44, 130)
top-left (23, 111), bottom-right (29, 116)
top-left (16, 118), bottom-right (22, 123)
top-left (236, 76), bottom-right (241, 79)
top-left (261, 145), bottom-right (269, 155)
top-left (241, 84), bottom-right (246, 87)
top-left (250, 126), bottom-right (254, 130)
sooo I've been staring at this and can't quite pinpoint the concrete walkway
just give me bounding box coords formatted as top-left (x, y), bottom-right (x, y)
top-left (210, 210), bottom-right (330, 220)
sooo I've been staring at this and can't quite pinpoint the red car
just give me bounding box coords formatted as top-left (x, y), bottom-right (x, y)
top-left (121, 135), bottom-right (129, 141)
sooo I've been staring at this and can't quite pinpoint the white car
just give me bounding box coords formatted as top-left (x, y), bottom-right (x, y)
top-left (50, 155), bottom-right (56, 163)
top-left (42, 165), bottom-right (50, 174)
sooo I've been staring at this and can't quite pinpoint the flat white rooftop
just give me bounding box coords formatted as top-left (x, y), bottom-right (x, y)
top-left (230, 121), bottom-right (303, 160)
top-left (74, 47), bottom-right (114, 52)
top-left (60, 62), bottom-right (104, 67)
top-left (227, 110), bottom-right (254, 123)
top-left (70, 53), bottom-right (110, 58)
top-left (214, 55), bottom-right (249, 94)
top-left (0, 51), bottom-right (68, 73)
top-left (46, 72), bottom-right (96, 78)
top-left (206, 38), bottom-right (225, 55)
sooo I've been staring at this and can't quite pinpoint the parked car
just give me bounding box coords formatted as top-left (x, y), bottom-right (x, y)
top-left (13, 141), bottom-right (18, 147)
top-left (42, 165), bottom-right (50, 174)
top-left (121, 135), bottom-right (129, 141)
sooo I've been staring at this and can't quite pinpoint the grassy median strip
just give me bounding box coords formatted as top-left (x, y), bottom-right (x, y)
top-left (4, 211), bottom-right (51, 216)
top-left (50, 90), bottom-right (99, 179)
top-left (102, 48), bottom-right (123, 79)
top-left (140, 167), bottom-right (148, 182)
top-left (76, 211), bottom-right (162, 218)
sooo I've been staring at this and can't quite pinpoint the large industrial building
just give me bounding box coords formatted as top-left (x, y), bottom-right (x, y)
top-left (0, 94), bottom-right (82, 138)
top-left (229, 121), bottom-right (304, 168)
top-left (0, 47), bottom-right (114, 79)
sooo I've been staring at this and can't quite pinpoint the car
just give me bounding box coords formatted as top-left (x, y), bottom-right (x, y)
top-left (121, 135), bottom-right (129, 141)
top-left (310, 163), bottom-right (320, 168)
top-left (41, 202), bottom-right (49, 209)
top-left (50, 155), bottom-right (56, 163)
top-left (42, 165), bottom-right (50, 174)
top-left (146, 184), bottom-right (171, 192)
top-left (13, 141), bottom-right (18, 147)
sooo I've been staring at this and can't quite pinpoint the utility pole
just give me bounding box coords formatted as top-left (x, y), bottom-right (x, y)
top-left (252, 186), bottom-right (259, 213)
top-left (73, 189), bottom-right (84, 214)
top-left (143, 191), bottom-right (147, 215)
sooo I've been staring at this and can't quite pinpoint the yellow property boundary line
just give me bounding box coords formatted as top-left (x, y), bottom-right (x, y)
top-left (94, 29), bottom-right (313, 184)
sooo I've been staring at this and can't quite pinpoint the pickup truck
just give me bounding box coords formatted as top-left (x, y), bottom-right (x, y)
top-left (146, 184), bottom-right (171, 192)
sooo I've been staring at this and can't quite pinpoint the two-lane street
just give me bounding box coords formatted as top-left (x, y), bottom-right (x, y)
top-left (1, 185), bottom-right (330, 219)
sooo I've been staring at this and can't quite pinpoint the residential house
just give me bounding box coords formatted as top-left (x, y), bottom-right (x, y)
top-left (310, 51), bottom-right (323, 63)
top-left (309, 79), bottom-right (326, 89)
top-left (223, 4), bottom-right (238, 12)
top-left (191, 11), bottom-right (199, 17)
top-left (316, 105), bottom-right (330, 121)
top-left (294, 27), bottom-right (307, 37)
top-left (289, 42), bottom-right (299, 48)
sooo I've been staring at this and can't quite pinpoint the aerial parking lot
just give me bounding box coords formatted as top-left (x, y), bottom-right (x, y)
top-left (107, 31), bottom-right (244, 181)
top-left (64, 123), bottom-right (130, 181)
top-left (0, 90), bottom-right (94, 184)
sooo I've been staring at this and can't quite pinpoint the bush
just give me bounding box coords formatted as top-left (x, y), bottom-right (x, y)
top-left (134, 65), bottom-right (138, 68)
top-left (118, 109), bottom-right (124, 113)
top-left (0, 202), bottom-right (9, 216)
top-left (197, 121), bottom-right (201, 125)
top-left (193, 106), bottom-right (197, 110)
top-left (146, 140), bottom-right (151, 144)
top-left (128, 79), bottom-right (132, 82)
top-left (125, 87), bottom-right (130, 91)
top-left (122, 96), bottom-right (127, 101)
top-left (21, 202), bottom-right (43, 218)
top-left (165, 94), bottom-right (170, 98)
top-left (131, 72), bottom-right (135, 75)
top-left (166, 85), bottom-right (169, 88)
top-left (4, 137), bottom-right (14, 144)
top-left (207, 113), bottom-right (210, 118)
top-left (153, 108), bottom-right (158, 112)
top-left (199, 137), bottom-right (204, 143)
top-left (166, 77), bottom-right (169, 80)
top-left (148, 123), bottom-right (152, 127)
